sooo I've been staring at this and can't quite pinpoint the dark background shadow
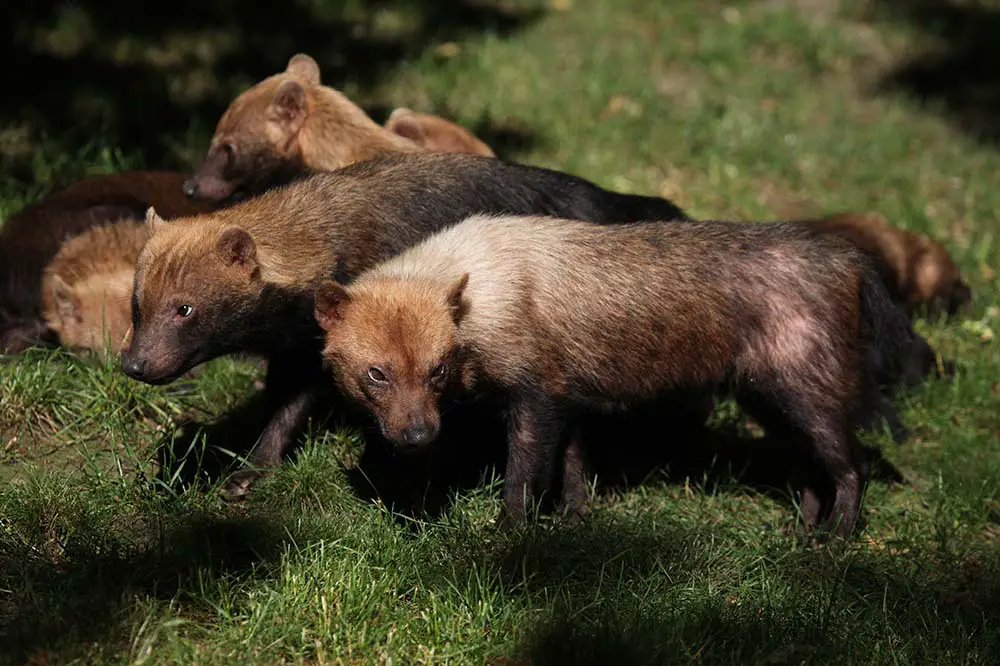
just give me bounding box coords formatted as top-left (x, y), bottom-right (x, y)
top-left (869, 0), bottom-right (1000, 145)
top-left (0, 0), bottom-right (544, 187)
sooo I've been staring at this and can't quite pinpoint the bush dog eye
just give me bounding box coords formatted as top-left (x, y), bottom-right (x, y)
top-left (176, 305), bottom-right (193, 318)
top-left (368, 367), bottom-right (387, 383)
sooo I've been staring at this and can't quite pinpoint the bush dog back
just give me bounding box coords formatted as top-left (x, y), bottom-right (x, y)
top-left (124, 151), bottom-right (690, 496)
top-left (314, 214), bottom-right (917, 538)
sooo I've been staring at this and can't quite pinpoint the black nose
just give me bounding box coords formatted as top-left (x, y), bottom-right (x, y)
top-left (121, 354), bottom-right (147, 380)
top-left (182, 179), bottom-right (198, 198)
top-left (401, 425), bottom-right (433, 447)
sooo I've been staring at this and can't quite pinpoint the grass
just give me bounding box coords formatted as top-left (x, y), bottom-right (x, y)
top-left (2, 0), bottom-right (1000, 663)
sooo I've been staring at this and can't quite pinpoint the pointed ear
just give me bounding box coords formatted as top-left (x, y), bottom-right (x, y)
top-left (314, 281), bottom-right (351, 331)
top-left (285, 53), bottom-right (321, 85)
top-left (145, 207), bottom-right (166, 235)
top-left (385, 108), bottom-right (428, 145)
top-left (49, 274), bottom-right (79, 322)
top-left (268, 79), bottom-right (308, 130)
top-left (446, 273), bottom-right (469, 324)
top-left (216, 227), bottom-right (258, 274)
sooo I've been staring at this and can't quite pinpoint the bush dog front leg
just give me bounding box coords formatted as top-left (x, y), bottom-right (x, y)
top-left (503, 392), bottom-right (565, 526)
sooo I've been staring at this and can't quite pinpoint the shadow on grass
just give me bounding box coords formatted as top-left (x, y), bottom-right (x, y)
top-left (0, 0), bottom-right (544, 183)
top-left (870, 0), bottom-right (1000, 145)
top-left (484, 522), bottom-right (1000, 665)
top-left (156, 386), bottom-right (906, 535)
top-left (0, 512), bottom-right (297, 664)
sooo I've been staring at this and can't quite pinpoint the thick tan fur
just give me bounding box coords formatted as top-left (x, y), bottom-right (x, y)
top-left (803, 212), bottom-right (971, 317)
top-left (42, 219), bottom-right (150, 356)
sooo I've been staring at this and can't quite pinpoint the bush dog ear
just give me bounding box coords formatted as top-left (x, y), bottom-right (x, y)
top-left (216, 227), bottom-right (258, 274)
top-left (446, 273), bottom-right (470, 324)
top-left (49, 274), bottom-right (79, 322)
top-left (285, 53), bottom-right (321, 85)
top-left (145, 207), bottom-right (165, 235)
top-left (314, 281), bottom-right (351, 331)
top-left (269, 80), bottom-right (308, 130)
top-left (385, 108), bottom-right (428, 145)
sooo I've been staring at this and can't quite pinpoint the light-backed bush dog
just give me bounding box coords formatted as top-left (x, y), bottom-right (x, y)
top-left (313, 214), bottom-right (918, 538)
top-left (122, 151), bottom-right (692, 497)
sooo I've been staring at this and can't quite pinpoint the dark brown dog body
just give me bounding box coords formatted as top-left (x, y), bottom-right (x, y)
top-left (314, 214), bottom-right (918, 538)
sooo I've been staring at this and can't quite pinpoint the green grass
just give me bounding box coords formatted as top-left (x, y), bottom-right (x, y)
top-left (2, 0), bottom-right (1000, 663)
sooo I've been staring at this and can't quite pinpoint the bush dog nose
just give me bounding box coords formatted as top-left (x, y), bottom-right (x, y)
top-left (121, 353), bottom-right (147, 380)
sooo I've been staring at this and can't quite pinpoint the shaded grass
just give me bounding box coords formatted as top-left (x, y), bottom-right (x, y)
top-left (1, 0), bottom-right (999, 663)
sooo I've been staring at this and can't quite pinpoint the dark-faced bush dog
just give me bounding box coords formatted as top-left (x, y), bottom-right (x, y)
top-left (122, 151), bottom-right (692, 497)
top-left (313, 214), bottom-right (918, 539)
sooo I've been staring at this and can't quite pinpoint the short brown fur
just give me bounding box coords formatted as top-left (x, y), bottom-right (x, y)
top-left (316, 214), bottom-right (917, 538)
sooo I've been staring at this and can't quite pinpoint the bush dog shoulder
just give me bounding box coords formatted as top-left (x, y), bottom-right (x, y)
top-left (313, 214), bottom-right (918, 538)
top-left (123, 151), bottom-right (691, 496)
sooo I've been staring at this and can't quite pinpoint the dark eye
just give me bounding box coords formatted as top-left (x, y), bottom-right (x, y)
top-left (367, 367), bottom-right (387, 383)
top-left (176, 304), bottom-right (193, 318)
top-left (431, 362), bottom-right (446, 379)
top-left (222, 143), bottom-right (236, 161)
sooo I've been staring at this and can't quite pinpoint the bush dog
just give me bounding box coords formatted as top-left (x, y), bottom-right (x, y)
top-left (183, 53), bottom-right (423, 202)
top-left (0, 171), bottom-right (218, 353)
top-left (41, 219), bottom-right (150, 357)
top-left (802, 212), bottom-right (971, 318)
top-left (122, 151), bottom-right (692, 497)
top-left (313, 214), bottom-right (917, 538)
top-left (383, 107), bottom-right (496, 157)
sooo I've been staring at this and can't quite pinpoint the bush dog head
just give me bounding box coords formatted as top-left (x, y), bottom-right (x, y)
top-left (183, 53), bottom-right (421, 202)
top-left (314, 274), bottom-right (469, 450)
top-left (121, 207), bottom-right (263, 383)
top-left (41, 219), bottom-right (150, 357)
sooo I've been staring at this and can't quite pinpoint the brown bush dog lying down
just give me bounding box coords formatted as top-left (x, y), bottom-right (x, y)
top-left (0, 171), bottom-right (219, 353)
top-left (121, 151), bottom-right (692, 497)
top-left (312, 214), bottom-right (919, 539)
top-left (802, 212), bottom-right (971, 319)
top-left (383, 107), bottom-right (496, 157)
top-left (41, 219), bottom-right (150, 357)
top-left (182, 53), bottom-right (426, 202)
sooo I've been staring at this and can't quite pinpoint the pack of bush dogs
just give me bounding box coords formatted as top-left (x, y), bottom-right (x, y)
top-left (0, 53), bottom-right (976, 541)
